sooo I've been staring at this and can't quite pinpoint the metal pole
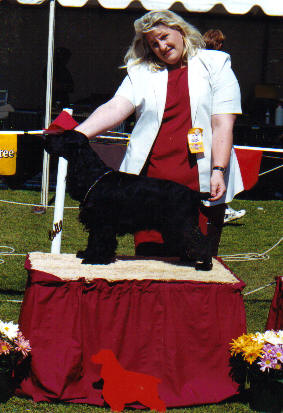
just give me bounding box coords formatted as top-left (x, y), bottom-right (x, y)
top-left (41, 0), bottom-right (56, 209)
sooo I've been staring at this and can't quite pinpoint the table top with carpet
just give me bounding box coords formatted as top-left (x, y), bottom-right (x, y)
top-left (17, 252), bottom-right (246, 409)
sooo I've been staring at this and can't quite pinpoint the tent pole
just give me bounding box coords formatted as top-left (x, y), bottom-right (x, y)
top-left (41, 0), bottom-right (56, 209)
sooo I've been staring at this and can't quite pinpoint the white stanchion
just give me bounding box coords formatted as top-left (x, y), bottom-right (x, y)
top-left (50, 156), bottom-right (68, 253)
top-left (50, 108), bottom-right (72, 254)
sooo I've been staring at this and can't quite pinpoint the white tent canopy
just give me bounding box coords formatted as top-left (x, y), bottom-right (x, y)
top-left (10, 0), bottom-right (283, 16)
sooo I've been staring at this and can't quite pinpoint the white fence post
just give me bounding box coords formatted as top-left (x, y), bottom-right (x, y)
top-left (51, 108), bottom-right (73, 254)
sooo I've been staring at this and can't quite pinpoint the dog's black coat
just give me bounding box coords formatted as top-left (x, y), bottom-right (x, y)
top-left (44, 130), bottom-right (212, 270)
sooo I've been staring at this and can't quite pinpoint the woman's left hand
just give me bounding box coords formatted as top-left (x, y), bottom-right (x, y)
top-left (209, 169), bottom-right (226, 201)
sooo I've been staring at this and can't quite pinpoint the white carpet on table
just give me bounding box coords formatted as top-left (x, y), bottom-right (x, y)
top-left (28, 252), bottom-right (238, 284)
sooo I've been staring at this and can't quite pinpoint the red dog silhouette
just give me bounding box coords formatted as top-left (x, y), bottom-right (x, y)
top-left (91, 349), bottom-right (166, 412)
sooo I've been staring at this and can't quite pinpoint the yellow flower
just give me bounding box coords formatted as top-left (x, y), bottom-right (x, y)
top-left (230, 334), bottom-right (254, 356)
top-left (242, 342), bottom-right (264, 364)
top-left (230, 334), bottom-right (264, 364)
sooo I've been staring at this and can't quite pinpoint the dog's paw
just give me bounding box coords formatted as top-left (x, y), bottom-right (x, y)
top-left (179, 257), bottom-right (197, 268)
top-left (195, 259), bottom-right (213, 271)
top-left (76, 250), bottom-right (86, 259)
top-left (81, 257), bottom-right (114, 265)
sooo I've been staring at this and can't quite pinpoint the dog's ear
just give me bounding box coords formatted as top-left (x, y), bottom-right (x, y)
top-left (42, 129), bottom-right (90, 158)
top-left (42, 133), bottom-right (59, 155)
top-left (61, 130), bottom-right (90, 146)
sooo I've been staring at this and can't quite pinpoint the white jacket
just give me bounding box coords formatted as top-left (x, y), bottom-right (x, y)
top-left (116, 49), bottom-right (244, 205)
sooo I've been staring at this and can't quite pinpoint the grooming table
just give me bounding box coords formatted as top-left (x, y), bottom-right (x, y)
top-left (17, 253), bottom-right (246, 408)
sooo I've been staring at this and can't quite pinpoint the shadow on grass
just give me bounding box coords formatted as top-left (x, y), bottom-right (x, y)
top-left (0, 289), bottom-right (24, 297)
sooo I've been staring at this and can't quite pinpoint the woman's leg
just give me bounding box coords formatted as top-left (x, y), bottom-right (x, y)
top-left (134, 230), bottom-right (165, 256)
top-left (198, 204), bottom-right (226, 256)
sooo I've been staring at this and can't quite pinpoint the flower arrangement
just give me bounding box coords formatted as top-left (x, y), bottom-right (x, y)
top-left (230, 330), bottom-right (283, 372)
top-left (0, 320), bottom-right (31, 375)
top-left (230, 330), bottom-right (283, 411)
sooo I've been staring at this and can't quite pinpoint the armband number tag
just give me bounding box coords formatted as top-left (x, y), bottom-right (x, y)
top-left (187, 127), bottom-right (204, 154)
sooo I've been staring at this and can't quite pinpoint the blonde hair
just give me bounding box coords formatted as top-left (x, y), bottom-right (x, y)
top-left (124, 10), bottom-right (205, 71)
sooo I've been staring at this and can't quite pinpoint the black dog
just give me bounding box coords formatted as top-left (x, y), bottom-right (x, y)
top-left (43, 130), bottom-right (212, 270)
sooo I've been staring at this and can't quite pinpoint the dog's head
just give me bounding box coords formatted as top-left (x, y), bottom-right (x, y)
top-left (43, 129), bottom-right (89, 160)
top-left (91, 349), bottom-right (117, 366)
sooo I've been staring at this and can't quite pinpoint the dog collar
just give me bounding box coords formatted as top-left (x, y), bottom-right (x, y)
top-left (83, 170), bottom-right (113, 204)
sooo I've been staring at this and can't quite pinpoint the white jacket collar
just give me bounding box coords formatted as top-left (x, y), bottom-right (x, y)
top-left (152, 69), bottom-right (168, 125)
top-left (188, 53), bottom-right (205, 125)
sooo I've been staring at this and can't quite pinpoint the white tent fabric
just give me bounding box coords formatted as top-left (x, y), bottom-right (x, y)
top-left (11, 0), bottom-right (283, 16)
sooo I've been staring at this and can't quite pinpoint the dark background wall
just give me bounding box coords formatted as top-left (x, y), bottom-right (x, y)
top-left (0, 3), bottom-right (282, 119)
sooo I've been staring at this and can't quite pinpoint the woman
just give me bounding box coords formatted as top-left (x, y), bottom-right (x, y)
top-left (75, 10), bottom-right (243, 256)
top-left (203, 29), bottom-right (226, 51)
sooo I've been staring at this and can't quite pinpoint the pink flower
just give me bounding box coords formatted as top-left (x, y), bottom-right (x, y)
top-left (273, 345), bottom-right (283, 363)
top-left (15, 332), bottom-right (31, 358)
top-left (0, 340), bottom-right (12, 355)
top-left (258, 353), bottom-right (277, 372)
top-left (262, 343), bottom-right (276, 356)
top-left (258, 357), bottom-right (272, 372)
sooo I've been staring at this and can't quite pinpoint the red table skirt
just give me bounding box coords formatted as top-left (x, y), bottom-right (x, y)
top-left (266, 276), bottom-right (283, 330)
top-left (17, 256), bottom-right (246, 408)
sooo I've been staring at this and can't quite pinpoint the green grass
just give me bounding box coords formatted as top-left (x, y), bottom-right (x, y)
top-left (0, 189), bottom-right (282, 412)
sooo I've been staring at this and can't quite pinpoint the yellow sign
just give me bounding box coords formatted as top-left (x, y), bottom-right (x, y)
top-left (187, 127), bottom-right (204, 154)
top-left (0, 134), bottom-right (17, 175)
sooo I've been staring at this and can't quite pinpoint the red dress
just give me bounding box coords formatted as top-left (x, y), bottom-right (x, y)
top-left (145, 66), bottom-right (199, 191)
top-left (135, 66), bottom-right (225, 254)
